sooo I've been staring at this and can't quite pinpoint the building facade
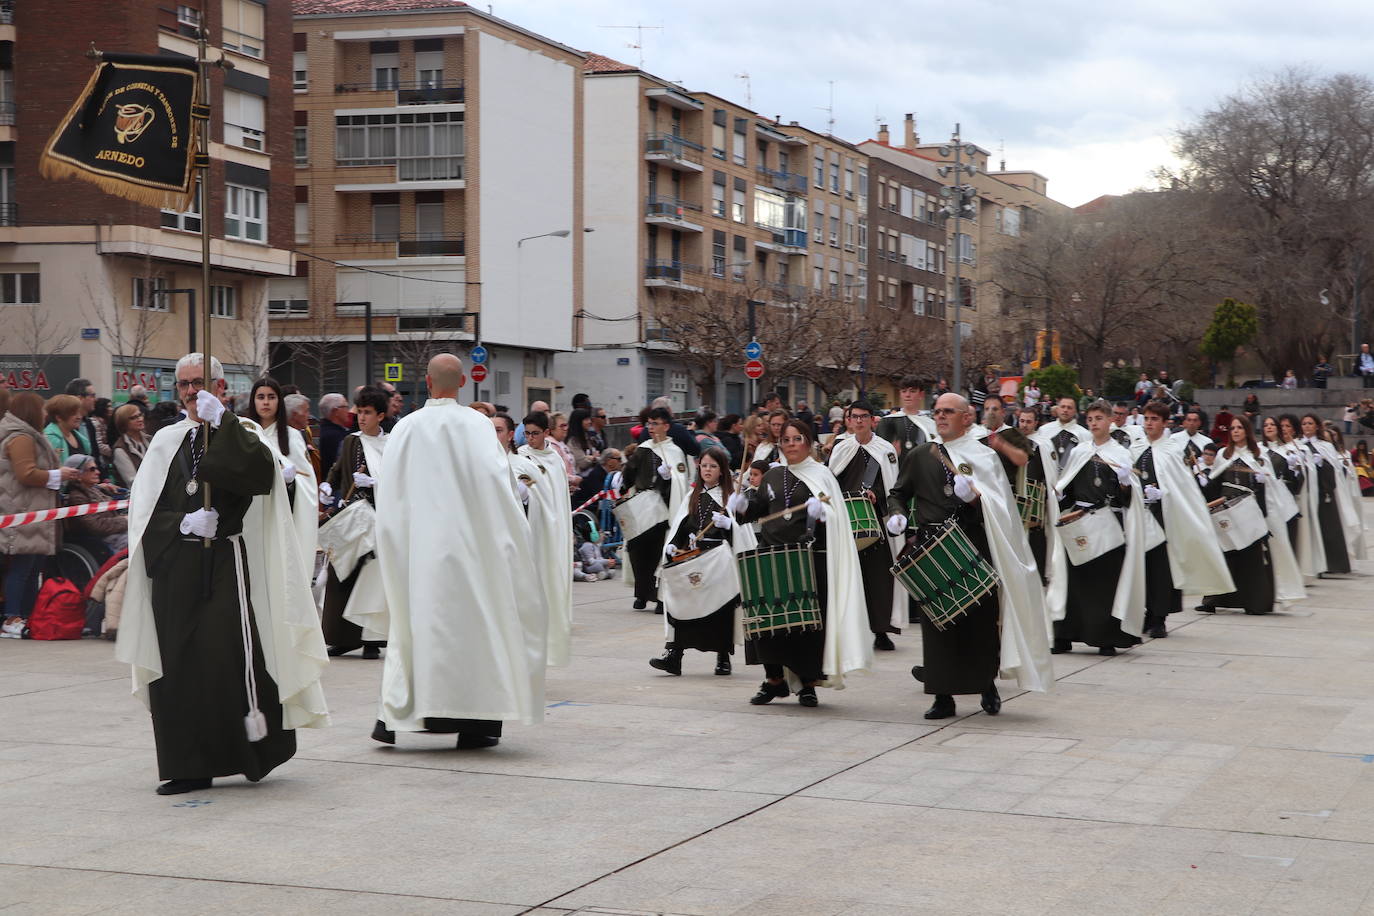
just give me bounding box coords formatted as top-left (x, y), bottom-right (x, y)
top-left (0, 0), bottom-right (295, 401)
top-left (271, 0), bottom-right (584, 409)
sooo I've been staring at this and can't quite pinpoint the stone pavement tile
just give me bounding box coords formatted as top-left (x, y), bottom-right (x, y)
top-left (0, 864), bottom-right (524, 916)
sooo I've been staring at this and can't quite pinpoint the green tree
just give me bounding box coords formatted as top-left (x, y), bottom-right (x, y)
top-left (1200, 298), bottom-right (1259, 387)
top-left (1020, 363), bottom-right (1080, 403)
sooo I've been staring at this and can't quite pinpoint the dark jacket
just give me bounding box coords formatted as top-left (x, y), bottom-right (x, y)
top-left (318, 418), bottom-right (350, 479)
top-left (718, 430), bottom-right (745, 469)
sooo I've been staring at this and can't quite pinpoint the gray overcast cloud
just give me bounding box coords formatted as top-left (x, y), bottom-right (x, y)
top-left (487, 0), bottom-right (1374, 206)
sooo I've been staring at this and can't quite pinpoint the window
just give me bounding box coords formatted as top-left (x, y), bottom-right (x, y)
top-left (856, 267), bottom-right (867, 301)
top-left (711, 172), bottom-right (726, 218)
top-left (813, 209), bottom-right (823, 243)
top-left (268, 298), bottom-right (308, 318)
top-left (222, 0), bottom-right (264, 59)
top-left (711, 110), bottom-right (726, 160)
top-left (293, 51), bottom-right (307, 91)
top-left (225, 184), bottom-right (266, 243)
top-left (814, 155), bottom-right (824, 188)
top-left (732, 178), bottom-right (746, 223)
top-left (829, 161), bottom-right (839, 193)
top-left (857, 217), bottom-right (868, 264)
top-left (813, 265), bottom-right (823, 290)
top-left (210, 285), bottom-right (237, 319)
top-left (732, 235), bottom-right (746, 281)
top-left (1002, 206), bottom-right (1021, 237)
top-left (843, 211), bottom-right (855, 250)
top-left (828, 269), bottom-right (839, 297)
top-left (843, 263), bottom-right (855, 300)
top-left (415, 50), bottom-right (444, 87)
top-left (711, 230), bottom-right (726, 277)
top-left (844, 166), bottom-right (854, 198)
top-left (858, 168), bottom-right (868, 206)
top-left (732, 118), bottom-right (747, 165)
top-left (913, 284), bottom-right (926, 316)
top-left (223, 90), bottom-right (265, 151)
top-left (372, 51), bottom-right (399, 91)
top-left (645, 367), bottom-right (665, 400)
top-left (160, 182), bottom-right (202, 232)
top-left (372, 202), bottom-right (399, 240)
top-left (294, 202), bottom-right (309, 244)
top-left (335, 112), bottom-right (464, 179)
top-left (132, 276), bottom-right (167, 311)
top-left (294, 126), bottom-right (307, 165)
top-left (957, 232), bottom-right (976, 264)
top-left (177, 5), bottom-right (202, 29)
top-left (828, 215), bottom-right (839, 247)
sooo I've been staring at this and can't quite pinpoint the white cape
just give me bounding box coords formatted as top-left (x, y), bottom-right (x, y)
top-left (116, 417), bottom-right (330, 730)
top-left (1310, 439), bottom-right (1363, 567)
top-left (1275, 440), bottom-right (1324, 577)
top-left (260, 423), bottom-right (319, 577)
top-left (941, 431), bottom-right (1055, 691)
top-left (1033, 419), bottom-right (1091, 450)
top-left (515, 445), bottom-right (574, 667)
top-left (343, 430), bottom-right (389, 642)
top-left (1209, 449), bottom-right (1305, 603)
top-left (658, 484), bottom-right (758, 646)
top-left (376, 400), bottom-right (548, 729)
top-left (828, 433), bottom-right (906, 631)
top-left (780, 457), bottom-right (871, 689)
top-left (621, 437), bottom-right (692, 592)
top-left (1129, 434), bottom-right (1234, 596)
top-left (1047, 438), bottom-right (1147, 637)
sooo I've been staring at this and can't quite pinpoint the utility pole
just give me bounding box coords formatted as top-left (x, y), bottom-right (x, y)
top-left (937, 125), bottom-right (979, 395)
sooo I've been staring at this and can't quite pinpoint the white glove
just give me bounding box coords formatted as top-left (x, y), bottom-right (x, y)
top-left (886, 514), bottom-right (907, 536)
top-left (1196, 472), bottom-right (1210, 486)
top-left (194, 389), bottom-right (225, 428)
top-left (1143, 484), bottom-right (1163, 503)
top-left (769, 460), bottom-right (785, 469)
top-left (281, 463), bottom-right (297, 485)
top-left (711, 511), bottom-right (734, 530)
top-left (319, 481), bottom-right (333, 500)
top-left (727, 492), bottom-right (749, 514)
top-left (179, 507), bottom-right (219, 538)
top-left (1251, 468), bottom-right (1269, 485)
top-left (688, 533), bottom-right (698, 550)
top-left (1114, 465), bottom-right (1132, 487)
top-left (664, 544), bottom-right (678, 560)
top-left (45, 468), bottom-right (63, 490)
top-left (353, 471), bottom-right (377, 488)
top-left (1312, 453), bottom-right (1324, 467)
top-left (805, 496), bottom-right (824, 519)
top-left (656, 462), bottom-right (672, 479)
top-left (952, 474), bottom-right (976, 503)
top-left (516, 480), bottom-right (530, 505)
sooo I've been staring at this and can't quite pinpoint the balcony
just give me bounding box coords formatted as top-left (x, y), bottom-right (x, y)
top-left (754, 228), bottom-right (807, 254)
top-left (765, 282), bottom-right (810, 303)
top-left (335, 79), bottom-right (466, 107)
top-left (644, 259), bottom-right (703, 292)
top-left (644, 133), bottom-right (704, 173)
top-left (756, 166), bottom-right (807, 194)
top-left (0, 202), bottom-right (15, 226)
top-left (644, 197), bottom-right (703, 232)
top-left (0, 100), bottom-right (12, 126)
top-left (336, 231), bottom-right (466, 258)
top-left (0, 0), bottom-right (11, 24)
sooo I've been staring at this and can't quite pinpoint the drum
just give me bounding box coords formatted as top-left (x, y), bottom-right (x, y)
top-left (890, 519), bottom-right (1000, 631)
top-left (318, 498), bottom-right (376, 579)
top-left (844, 491), bottom-right (883, 550)
top-left (1056, 507), bottom-right (1125, 566)
top-left (659, 545), bottom-right (740, 620)
top-left (736, 543), bottom-right (822, 639)
top-left (1210, 486), bottom-right (1267, 551)
top-left (612, 489), bottom-right (668, 543)
top-left (1016, 479), bottom-right (1047, 529)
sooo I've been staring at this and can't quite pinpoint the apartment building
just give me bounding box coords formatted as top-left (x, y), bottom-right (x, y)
top-left (272, 0), bottom-right (583, 407)
top-left (562, 54), bottom-right (874, 417)
top-left (0, 0), bottom-right (295, 400)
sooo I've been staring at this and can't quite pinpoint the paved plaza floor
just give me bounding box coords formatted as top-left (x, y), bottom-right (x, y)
top-left (5, 512), bottom-right (1374, 914)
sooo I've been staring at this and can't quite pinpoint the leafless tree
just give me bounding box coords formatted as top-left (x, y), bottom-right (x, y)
top-left (0, 304), bottom-right (78, 380)
top-left (79, 254), bottom-right (170, 384)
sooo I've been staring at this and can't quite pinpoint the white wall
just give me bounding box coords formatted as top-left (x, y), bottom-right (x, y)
top-left (553, 347), bottom-right (645, 419)
top-left (477, 32), bottom-right (576, 352)
top-left (580, 75), bottom-right (642, 348)
top-left (336, 264), bottom-right (467, 312)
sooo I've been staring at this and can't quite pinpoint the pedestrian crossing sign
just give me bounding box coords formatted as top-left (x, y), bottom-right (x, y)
top-left (384, 363), bottom-right (403, 382)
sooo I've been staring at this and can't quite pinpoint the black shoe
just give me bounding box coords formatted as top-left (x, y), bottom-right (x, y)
top-left (980, 687), bottom-right (1001, 716)
top-left (797, 685), bottom-right (819, 707)
top-left (873, 633), bottom-right (895, 651)
top-left (749, 680), bottom-right (789, 705)
top-left (924, 695), bottom-right (956, 719)
top-left (1098, 646), bottom-right (1117, 656)
top-left (910, 665), bottom-right (925, 682)
top-left (653, 602), bottom-right (664, 615)
top-left (649, 650), bottom-right (683, 676)
top-left (456, 733), bottom-right (500, 749)
top-left (633, 598), bottom-right (648, 610)
top-left (371, 720), bottom-right (396, 745)
top-left (1050, 639), bottom-right (1072, 654)
top-left (327, 645), bottom-right (359, 657)
top-left (714, 653), bottom-right (732, 676)
top-left (1195, 604), bottom-right (1216, 613)
top-left (156, 777), bottom-right (212, 796)
top-left (362, 645), bottom-right (381, 660)
top-left (1146, 622), bottom-right (1168, 638)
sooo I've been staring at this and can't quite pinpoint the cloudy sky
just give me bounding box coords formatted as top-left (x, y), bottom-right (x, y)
top-left (486, 0), bottom-right (1374, 206)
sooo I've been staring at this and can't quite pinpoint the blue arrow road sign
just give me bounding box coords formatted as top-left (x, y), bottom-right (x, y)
top-left (744, 340), bottom-right (762, 360)
top-left (470, 345), bottom-right (488, 365)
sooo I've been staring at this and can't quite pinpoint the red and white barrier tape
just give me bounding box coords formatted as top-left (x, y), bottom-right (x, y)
top-left (572, 488), bottom-right (619, 514)
top-left (0, 499), bottom-right (129, 530)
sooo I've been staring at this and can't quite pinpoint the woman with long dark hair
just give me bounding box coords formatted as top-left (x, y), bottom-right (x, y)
top-left (1301, 413), bottom-right (1358, 575)
top-left (243, 375), bottom-right (319, 574)
top-left (566, 408), bottom-right (598, 472)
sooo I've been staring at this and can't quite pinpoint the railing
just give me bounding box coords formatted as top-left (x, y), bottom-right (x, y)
top-left (766, 282), bottom-right (810, 302)
top-left (644, 133), bottom-right (703, 165)
top-left (0, 203), bottom-right (15, 226)
top-left (757, 228), bottom-right (807, 250)
top-left (336, 232), bottom-right (466, 257)
top-left (0, 100), bottom-right (13, 126)
top-left (645, 197), bottom-right (702, 219)
top-left (399, 157), bottom-right (464, 181)
top-left (335, 79), bottom-right (466, 105)
top-left (756, 166), bottom-right (807, 194)
top-left (644, 259), bottom-right (702, 282)
top-left (1, 0), bottom-right (13, 24)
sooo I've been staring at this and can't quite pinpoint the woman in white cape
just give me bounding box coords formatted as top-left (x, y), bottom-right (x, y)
top-left (243, 377), bottom-right (318, 580)
top-left (1301, 414), bottom-right (1360, 575)
top-left (728, 418), bottom-right (869, 707)
top-left (1269, 415), bottom-right (1322, 578)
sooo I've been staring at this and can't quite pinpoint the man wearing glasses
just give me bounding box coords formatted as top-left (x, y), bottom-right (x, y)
top-left (116, 353), bottom-right (329, 796)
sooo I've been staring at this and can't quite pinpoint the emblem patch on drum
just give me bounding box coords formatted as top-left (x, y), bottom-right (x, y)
top-left (958, 463), bottom-right (971, 475)
top-left (1218, 519), bottom-right (1230, 529)
top-left (1074, 536), bottom-right (1088, 549)
top-left (688, 572), bottom-right (703, 587)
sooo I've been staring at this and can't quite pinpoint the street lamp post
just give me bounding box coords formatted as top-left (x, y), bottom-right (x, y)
top-left (938, 125), bottom-right (979, 396)
top-left (514, 229), bottom-right (591, 406)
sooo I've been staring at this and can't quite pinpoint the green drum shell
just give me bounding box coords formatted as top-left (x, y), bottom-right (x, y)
top-left (844, 492), bottom-right (883, 550)
top-left (890, 519), bottom-right (999, 631)
top-left (736, 543), bottom-right (822, 639)
top-left (1017, 479), bottom-right (1047, 529)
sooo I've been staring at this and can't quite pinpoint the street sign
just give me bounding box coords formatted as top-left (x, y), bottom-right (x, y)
top-left (470, 345), bottom-right (488, 365)
top-left (384, 363), bottom-right (404, 382)
top-left (470, 363), bottom-right (488, 383)
top-left (744, 340), bottom-right (762, 360)
top-left (744, 359), bottom-right (765, 380)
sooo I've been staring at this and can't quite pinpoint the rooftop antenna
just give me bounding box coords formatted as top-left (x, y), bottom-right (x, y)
top-left (735, 72), bottom-right (751, 108)
top-left (874, 104), bottom-right (884, 138)
top-left (599, 23), bottom-right (662, 70)
top-left (814, 80), bottom-right (835, 135)
top-left (998, 139), bottom-right (1006, 172)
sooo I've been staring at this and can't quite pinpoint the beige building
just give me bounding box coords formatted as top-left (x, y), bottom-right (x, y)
top-left (272, 0), bottom-right (584, 407)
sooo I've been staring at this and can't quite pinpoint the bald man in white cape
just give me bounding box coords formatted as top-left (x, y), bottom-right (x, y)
top-left (371, 354), bottom-right (549, 749)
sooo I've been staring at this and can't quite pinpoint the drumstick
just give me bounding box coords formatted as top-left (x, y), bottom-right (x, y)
top-left (1091, 454), bottom-right (1141, 477)
top-left (746, 492), bottom-right (832, 527)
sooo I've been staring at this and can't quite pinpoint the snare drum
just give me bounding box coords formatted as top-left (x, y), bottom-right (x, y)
top-left (659, 545), bottom-right (740, 620)
top-left (890, 519), bottom-right (1000, 631)
top-left (844, 491), bottom-right (883, 550)
top-left (1016, 479), bottom-right (1047, 529)
top-left (318, 498), bottom-right (376, 579)
top-left (1056, 507), bottom-right (1125, 566)
top-left (612, 489), bottom-right (669, 543)
top-left (736, 543), bottom-right (822, 639)
top-left (1210, 487), bottom-right (1267, 551)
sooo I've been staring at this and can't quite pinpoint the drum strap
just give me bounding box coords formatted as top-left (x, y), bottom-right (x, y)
top-left (860, 448), bottom-right (880, 491)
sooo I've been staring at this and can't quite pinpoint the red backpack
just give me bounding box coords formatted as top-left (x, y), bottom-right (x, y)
top-left (28, 577), bottom-right (86, 640)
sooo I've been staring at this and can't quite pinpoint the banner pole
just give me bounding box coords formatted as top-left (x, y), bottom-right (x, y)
top-left (196, 27), bottom-right (215, 592)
